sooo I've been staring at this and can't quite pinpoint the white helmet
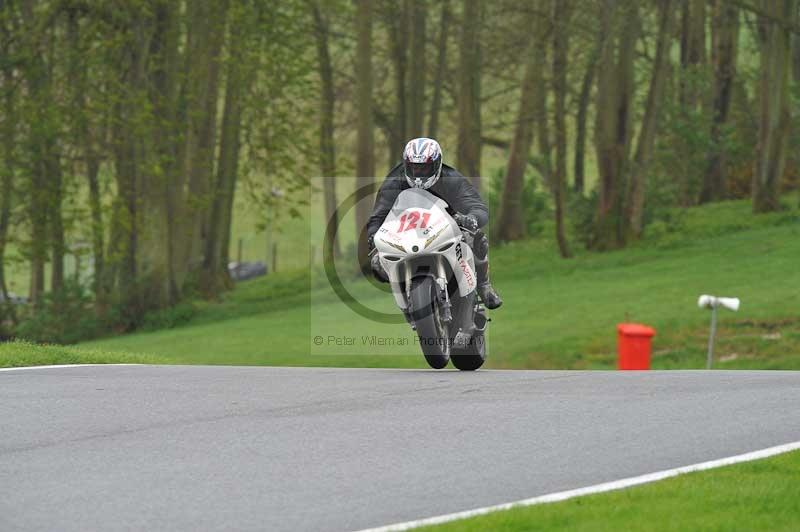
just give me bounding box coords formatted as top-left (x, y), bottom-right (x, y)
top-left (403, 137), bottom-right (442, 189)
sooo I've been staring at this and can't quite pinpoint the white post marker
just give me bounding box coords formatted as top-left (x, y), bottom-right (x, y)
top-left (697, 295), bottom-right (740, 369)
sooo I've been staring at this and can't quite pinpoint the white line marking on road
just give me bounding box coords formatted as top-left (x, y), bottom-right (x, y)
top-left (0, 364), bottom-right (140, 372)
top-left (356, 440), bottom-right (800, 532)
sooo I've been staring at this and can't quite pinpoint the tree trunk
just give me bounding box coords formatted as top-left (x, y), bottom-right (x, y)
top-left (457, 0), bottom-right (482, 189)
top-left (43, 14), bottom-right (64, 296)
top-left (574, 43), bottom-right (600, 194)
top-left (592, 0), bottom-right (638, 251)
top-left (700, 0), bottom-right (739, 204)
top-left (676, 0), bottom-right (708, 205)
top-left (496, 22), bottom-right (539, 243)
top-left (67, 8), bottom-right (106, 308)
top-left (311, 1), bottom-right (340, 262)
top-left (86, 157), bottom-right (105, 307)
top-left (124, 2), bottom-right (182, 310)
top-left (48, 148), bottom-right (65, 295)
top-left (407, 0), bottom-right (426, 137)
top-left (753, 0), bottom-right (795, 213)
top-left (552, 0), bottom-right (572, 259)
top-left (680, 0), bottom-right (707, 108)
top-left (534, 12), bottom-right (552, 193)
top-left (111, 108), bottom-right (140, 319)
top-left (177, 0), bottom-right (228, 293)
top-left (428, 0), bottom-right (449, 139)
top-left (110, 20), bottom-right (150, 320)
top-left (150, 0), bottom-right (182, 305)
top-left (355, 0), bottom-right (375, 274)
top-left (386, 0), bottom-right (409, 161)
top-left (0, 37), bottom-right (15, 325)
top-left (626, 0), bottom-right (675, 239)
top-left (20, 0), bottom-right (49, 305)
top-left (204, 19), bottom-right (245, 297)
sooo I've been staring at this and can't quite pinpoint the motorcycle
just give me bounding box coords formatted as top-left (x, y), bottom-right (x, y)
top-left (372, 188), bottom-right (488, 370)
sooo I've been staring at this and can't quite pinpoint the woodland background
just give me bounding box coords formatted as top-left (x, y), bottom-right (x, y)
top-left (0, 0), bottom-right (798, 343)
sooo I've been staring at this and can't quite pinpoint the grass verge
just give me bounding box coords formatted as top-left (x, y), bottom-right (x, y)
top-left (420, 449), bottom-right (800, 532)
top-left (0, 340), bottom-right (168, 368)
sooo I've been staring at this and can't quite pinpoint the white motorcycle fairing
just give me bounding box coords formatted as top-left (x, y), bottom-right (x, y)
top-left (374, 188), bottom-right (477, 310)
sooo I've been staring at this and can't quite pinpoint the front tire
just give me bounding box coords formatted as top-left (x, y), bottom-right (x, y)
top-left (409, 276), bottom-right (450, 369)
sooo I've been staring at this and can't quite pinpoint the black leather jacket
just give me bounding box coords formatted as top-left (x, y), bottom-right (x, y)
top-left (366, 163), bottom-right (489, 240)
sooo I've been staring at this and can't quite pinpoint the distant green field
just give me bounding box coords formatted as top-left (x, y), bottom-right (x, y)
top-left (420, 449), bottom-right (800, 532)
top-left (57, 197), bottom-right (799, 371)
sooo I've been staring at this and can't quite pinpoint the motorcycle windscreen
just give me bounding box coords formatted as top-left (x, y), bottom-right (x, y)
top-left (385, 188), bottom-right (451, 229)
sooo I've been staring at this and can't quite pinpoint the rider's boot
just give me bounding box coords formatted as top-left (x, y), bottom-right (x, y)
top-left (474, 255), bottom-right (503, 310)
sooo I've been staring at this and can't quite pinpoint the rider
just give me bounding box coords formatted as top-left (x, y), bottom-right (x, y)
top-left (366, 137), bottom-right (503, 310)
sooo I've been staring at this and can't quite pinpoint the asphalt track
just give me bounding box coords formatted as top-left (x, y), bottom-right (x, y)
top-left (2, 365), bottom-right (799, 532)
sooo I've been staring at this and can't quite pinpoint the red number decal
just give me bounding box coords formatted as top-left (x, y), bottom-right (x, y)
top-left (397, 214), bottom-right (407, 232)
top-left (406, 211), bottom-right (420, 230)
top-left (397, 211), bottom-right (431, 232)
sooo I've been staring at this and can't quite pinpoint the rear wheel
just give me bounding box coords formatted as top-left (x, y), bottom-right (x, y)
top-left (409, 276), bottom-right (450, 369)
top-left (450, 334), bottom-right (486, 371)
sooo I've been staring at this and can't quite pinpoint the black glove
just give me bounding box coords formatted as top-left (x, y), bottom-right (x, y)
top-left (371, 253), bottom-right (389, 283)
top-left (367, 234), bottom-right (376, 252)
top-left (454, 213), bottom-right (479, 233)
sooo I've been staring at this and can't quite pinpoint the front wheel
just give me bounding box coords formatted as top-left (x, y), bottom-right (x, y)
top-left (409, 276), bottom-right (450, 369)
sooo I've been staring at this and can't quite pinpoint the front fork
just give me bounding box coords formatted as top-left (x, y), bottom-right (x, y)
top-left (403, 257), bottom-right (453, 325)
top-left (436, 256), bottom-right (452, 323)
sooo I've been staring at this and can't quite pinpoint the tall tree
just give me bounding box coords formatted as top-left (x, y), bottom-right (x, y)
top-left (66, 6), bottom-right (106, 309)
top-left (534, 12), bottom-right (553, 193)
top-left (457, 0), bottom-right (482, 188)
top-left (19, 0), bottom-right (53, 305)
top-left (753, 0), bottom-right (796, 213)
top-left (428, 0), bottom-right (449, 139)
top-left (700, 0), bottom-right (739, 203)
top-left (149, 0), bottom-right (182, 305)
top-left (0, 3), bottom-right (16, 325)
top-left (384, 0), bottom-right (409, 161)
top-left (407, 0), bottom-right (427, 137)
top-left (552, 0), bottom-right (572, 258)
top-left (310, 0), bottom-right (340, 261)
top-left (626, 0), bottom-right (676, 239)
top-left (573, 41), bottom-right (600, 195)
top-left (177, 0), bottom-right (228, 296)
top-left (355, 0), bottom-right (375, 273)
top-left (680, 0), bottom-right (707, 108)
top-left (204, 9), bottom-right (249, 295)
top-left (592, 0), bottom-right (638, 251)
top-left (496, 15), bottom-right (540, 243)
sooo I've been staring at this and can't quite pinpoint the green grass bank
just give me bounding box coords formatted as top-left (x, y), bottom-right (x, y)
top-left (421, 449), bottom-right (800, 532)
top-left (1, 198), bottom-right (798, 369)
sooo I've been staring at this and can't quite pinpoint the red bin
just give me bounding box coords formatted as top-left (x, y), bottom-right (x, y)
top-left (617, 323), bottom-right (656, 370)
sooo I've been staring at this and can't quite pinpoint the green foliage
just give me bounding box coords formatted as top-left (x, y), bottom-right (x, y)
top-left (568, 190), bottom-right (598, 248)
top-left (140, 302), bottom-right (196, 332)
top-left (14, 282), bottom-right (106, 344)
top-left (486, 167), bottom-right (550, 239)
top-left (13, 283), bottom-right (194, 344)
top-left (240, 0), bottom-right (317, 235)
